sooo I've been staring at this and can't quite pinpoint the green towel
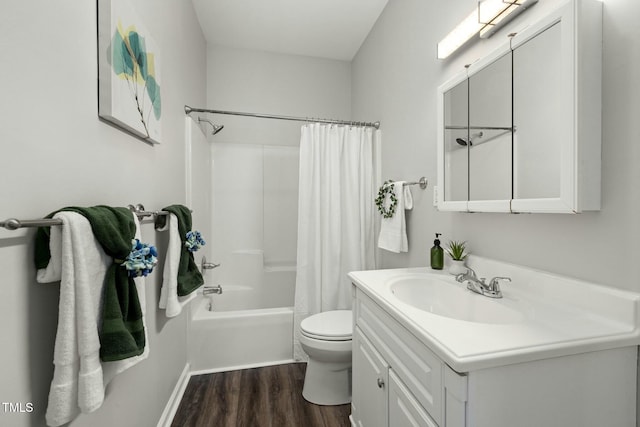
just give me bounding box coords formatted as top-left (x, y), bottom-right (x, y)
top-left (162, 204), bottom-right (204, 296)
top-left (34, 206), bottom-right (145, 362)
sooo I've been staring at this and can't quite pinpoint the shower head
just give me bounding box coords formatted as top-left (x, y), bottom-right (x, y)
top-left (454, 131), bottom-right (484, 147)
top-left (211, 124), bottom-right (224, 135)
top-left (198, 117), bottom-right (224, 136)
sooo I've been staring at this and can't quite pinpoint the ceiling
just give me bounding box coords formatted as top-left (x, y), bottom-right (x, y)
top-left (191, 0), bottom-right (389, 61)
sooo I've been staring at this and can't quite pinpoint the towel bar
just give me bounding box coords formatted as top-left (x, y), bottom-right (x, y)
top-left (402, 177), bottom-right (428, 190)
top-left (1, 204), bottom-right (173, 231)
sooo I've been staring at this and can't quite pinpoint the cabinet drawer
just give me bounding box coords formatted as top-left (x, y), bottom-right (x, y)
top-left (355, 290), bottom-right (443, 425)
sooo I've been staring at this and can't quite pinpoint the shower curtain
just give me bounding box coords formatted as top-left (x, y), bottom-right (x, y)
top-left (293, 123), bottom-right (379, 361)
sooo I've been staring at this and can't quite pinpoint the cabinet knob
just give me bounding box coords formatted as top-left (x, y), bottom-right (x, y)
top-left (377, 377), bottom-right (385, 388)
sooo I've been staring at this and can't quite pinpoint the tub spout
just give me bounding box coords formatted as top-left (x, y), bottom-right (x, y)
top-left (203, 285), bottom-right (223, 295)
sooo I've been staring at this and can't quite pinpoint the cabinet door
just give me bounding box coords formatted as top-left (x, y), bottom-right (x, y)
top-left (468, 48), bottom-right (512, 205)
top-left (352, 327), bottom-right (389, 427)
top-left (389, 370), bottom-right (438, 427)
top-left (510, 0), bottom-right (601, 213)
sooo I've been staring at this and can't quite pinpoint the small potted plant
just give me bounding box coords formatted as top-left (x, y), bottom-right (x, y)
top-left (445, 240), bottom-right (468, 275)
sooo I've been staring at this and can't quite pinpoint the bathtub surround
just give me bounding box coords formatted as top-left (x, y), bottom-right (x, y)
top-left (191, 140), bottom-right (299, 374)
top-left (293, 123), bottom-right (378, 361)
top-left (208, 144), bottom-right (299, 293)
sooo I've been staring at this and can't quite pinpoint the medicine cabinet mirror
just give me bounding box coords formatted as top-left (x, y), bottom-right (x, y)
top-left (436, 0), bottom-right (602, 214)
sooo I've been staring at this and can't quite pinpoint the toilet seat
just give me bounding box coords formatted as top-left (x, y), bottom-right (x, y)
top-left (300, 310), bottom-right (352, 341)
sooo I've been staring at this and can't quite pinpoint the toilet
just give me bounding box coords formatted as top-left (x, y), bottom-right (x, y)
top-left (299, 310), bottom-right (353, 405)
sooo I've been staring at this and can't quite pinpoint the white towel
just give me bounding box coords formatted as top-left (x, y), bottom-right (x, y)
top-left (37, 212), bottom-right (148, 427)
top-left (158, 213), bottom-right (200, 317)
top-left (377, 181), bottom-right (413, 253)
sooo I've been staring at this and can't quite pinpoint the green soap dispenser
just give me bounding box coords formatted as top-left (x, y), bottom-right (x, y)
top-left (430, 233), bottom-right (444, 270)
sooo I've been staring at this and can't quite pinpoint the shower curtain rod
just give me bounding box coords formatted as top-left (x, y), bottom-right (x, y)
top-left (184, 105), bottom-right (380, 129)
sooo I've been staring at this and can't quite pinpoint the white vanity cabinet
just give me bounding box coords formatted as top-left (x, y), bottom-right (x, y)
top-left (351, 285), bottom-right (638, 427)
top-left (352, 290), bottom-right (466, 427)
top-left (353, 328), bottom-right (439, 427)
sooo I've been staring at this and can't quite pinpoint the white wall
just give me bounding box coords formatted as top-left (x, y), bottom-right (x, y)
top-left (0, 1), bottom-right (206, 426)
top-left (352, 0), bottom-right (455, 269)
top-left (206, 45), bottom-right (352, 146)
top-left (353, 0), bottom-right (640, 293)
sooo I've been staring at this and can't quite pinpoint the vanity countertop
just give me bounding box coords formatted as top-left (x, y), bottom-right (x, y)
top-left (349, 259), bottom-right (640, 372)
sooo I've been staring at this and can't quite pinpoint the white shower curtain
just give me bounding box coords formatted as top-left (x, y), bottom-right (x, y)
top-left (293, 123), bottom-right (379, 361)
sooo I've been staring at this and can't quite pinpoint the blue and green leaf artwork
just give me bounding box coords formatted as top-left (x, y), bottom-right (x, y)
top-left (111, 22), bottom-right (161, 140)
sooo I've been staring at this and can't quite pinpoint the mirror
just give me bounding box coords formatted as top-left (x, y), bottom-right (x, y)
top-left (468, 51), bottom-right (512, 201)
top-left (513, 21), bottom-right (562, 200)
top-left (437, 0), bottom-right (601, 214)
top-left (442, 78), bottom-right (468, 203)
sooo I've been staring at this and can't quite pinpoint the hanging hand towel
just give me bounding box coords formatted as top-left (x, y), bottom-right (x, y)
top-left (101, 212), bottom-right (149, 384)
top-left (160, 205), bottom-right (204, 299)
top-left (377, 181), bottom-right (413, 253)
top-left (157, 210), bottom-right (202, 317)
top-left (34, 209), bottom-right (149, 427)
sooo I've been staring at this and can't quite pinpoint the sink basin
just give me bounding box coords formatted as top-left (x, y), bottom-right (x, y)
top-left (388, 274), bottom-right (525, 324)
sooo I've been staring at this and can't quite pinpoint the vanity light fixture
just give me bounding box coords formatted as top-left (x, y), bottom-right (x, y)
top-left (478, 0), bottom-right (539, 39)
top-left (437, 9), bottom-right (484, 60)
top-left (437, 0), bottom-right (538, 59)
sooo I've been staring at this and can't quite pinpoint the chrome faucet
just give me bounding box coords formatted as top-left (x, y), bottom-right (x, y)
top-left (203, 285), bottom-right (223, 295)
top-left (201, 256), bottom-right (221, 271)
top-left (455, 268), bottom-right (510, 299)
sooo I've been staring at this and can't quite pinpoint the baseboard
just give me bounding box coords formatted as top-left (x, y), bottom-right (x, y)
top-left (349, 414), bottom-right (356, 426)
top-left (189, 358), bottom-right (297, 376)
top-left (156, 363), bottom-right (191, 427)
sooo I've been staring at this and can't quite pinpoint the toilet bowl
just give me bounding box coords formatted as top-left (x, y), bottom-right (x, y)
top-left (299, 310), bottom-right (353, 405)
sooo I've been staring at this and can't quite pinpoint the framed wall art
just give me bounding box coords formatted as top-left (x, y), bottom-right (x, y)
top-left (98, 0), bottom-right (162, 144)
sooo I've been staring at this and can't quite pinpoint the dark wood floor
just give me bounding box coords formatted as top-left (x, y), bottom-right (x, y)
top-left (171, 363), bottom-right (352, 427)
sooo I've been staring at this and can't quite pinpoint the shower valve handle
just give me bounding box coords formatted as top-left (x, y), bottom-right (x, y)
top-left (201, 256), bottom-right (221, 271)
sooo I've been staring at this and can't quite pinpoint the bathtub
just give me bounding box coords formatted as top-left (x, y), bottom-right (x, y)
top-left (187, 266), bottom-right (295, 373)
